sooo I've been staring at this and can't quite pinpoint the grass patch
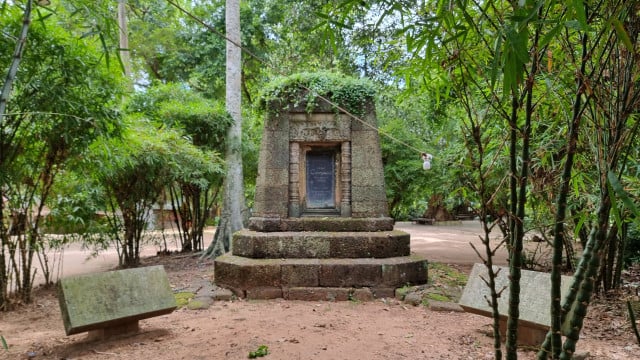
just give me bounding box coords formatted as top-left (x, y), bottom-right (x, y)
top-left (426, 293), bottom-right (452, 302)
top-left (429, 263), bottom-right (468, 287)
top-left (174, 291), bottom-right (196, 308)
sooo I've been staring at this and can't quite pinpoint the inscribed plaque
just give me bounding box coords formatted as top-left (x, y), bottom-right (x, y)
top-left (306, 152), bottom-right (335, 208)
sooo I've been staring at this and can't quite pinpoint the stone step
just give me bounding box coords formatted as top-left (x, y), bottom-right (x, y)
top-left (232, 230), bottom-right (410, 259)
top-left (243, 286), bottom-right (395, 301)
top-left (248, 217), bottom-right (394, 232)
top-left (214, 254), bottom-right (428, 299)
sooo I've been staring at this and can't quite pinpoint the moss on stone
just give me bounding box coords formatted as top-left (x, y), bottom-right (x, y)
top-left (174, 292), bottom-right (195, 308)
top-left (186, 300), bottom-right (206, 310)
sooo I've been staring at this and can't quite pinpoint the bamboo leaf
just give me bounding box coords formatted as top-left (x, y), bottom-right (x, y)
top-left (98, 32), bottom-right (110, 68)
top-left (1, 335), bottom-right (7, 350)
top-left (611, 19), bottom-right (633, 51)
top-left (490, 35), bottom-right (503, 90)
top-left (571, 0), bottom-right (588, 29)
top-left (608, 170), bottom-right (640, 219)
top-left (314, 11), bottom-right (353, 29)
top-left (573, 213), bottom-right (585, 238)
top-left (540, 22), bottom-right (564, 48)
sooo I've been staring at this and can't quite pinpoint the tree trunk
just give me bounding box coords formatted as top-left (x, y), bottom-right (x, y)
top-left (117, 0), bottom-right (132, 79)
top-left (202, 0), bottom-right (246, 258)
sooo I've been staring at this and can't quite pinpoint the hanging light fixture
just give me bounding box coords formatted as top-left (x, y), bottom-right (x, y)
top-left (421, 153), bottom-right (433, 170)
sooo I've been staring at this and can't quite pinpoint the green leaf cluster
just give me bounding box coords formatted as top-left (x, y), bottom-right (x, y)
top-left (248, 345), bottom-right (269, 358)
top-left (258, 71), bottom-right (376, 115)
top-left (125, 82), bottom-right (233, 151)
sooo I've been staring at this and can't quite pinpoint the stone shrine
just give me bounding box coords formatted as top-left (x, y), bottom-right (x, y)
top-left (214, 78), bottom-right (428, 300)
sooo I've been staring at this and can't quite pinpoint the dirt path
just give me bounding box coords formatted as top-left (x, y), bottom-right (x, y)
top-left (36, 222), bottom-right (500, 285)
top-left (2, 221), bottom-right (638, 360)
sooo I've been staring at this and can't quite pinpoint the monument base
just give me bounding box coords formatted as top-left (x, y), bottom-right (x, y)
top-left (214, 253), bottom-right (428, 300)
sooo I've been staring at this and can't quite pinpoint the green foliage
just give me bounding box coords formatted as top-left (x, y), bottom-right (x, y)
top-left (426, 293), bottom-right (450, 302)
top-left (248, 345), bottom-right (269, 358)
top-left (126, 82), bottom-right (232, 151)
top-left (1, 335), bottom-right (7, 351)
top-left (123, 82), bottom-right (229, 251)
top-left (86, 118), bottom-right (223, 265)
top-left (377, 87), bottom-right (468, 219)
top-left (1, 3), bottom-right (124, 306)
top-left (1, 12), bottom-right (123, 131)
top-left (258, 71), bottom-right (376, 115)
top-left (130, 0), bottom-right (270, 99)
top-left (44, 169), bottom-right (111, 236)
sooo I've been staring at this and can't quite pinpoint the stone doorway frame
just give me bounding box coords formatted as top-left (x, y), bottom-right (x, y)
top-left (289, 141), bottom-right (352, 218)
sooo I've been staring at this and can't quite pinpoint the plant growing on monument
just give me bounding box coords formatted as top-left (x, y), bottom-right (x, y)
top-left (257, 71), bottom-right (376, 116)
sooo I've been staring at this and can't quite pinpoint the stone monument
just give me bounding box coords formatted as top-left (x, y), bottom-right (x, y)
top-left (214, 75), bottom-right (428, 300)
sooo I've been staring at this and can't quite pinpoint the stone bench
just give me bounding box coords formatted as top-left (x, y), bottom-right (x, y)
top-left (57, 265), bottom-right (177, 339)
top-left (458, 263), bottom-right (572, 346)
top-left (411, 218), bottom-right (435, 225)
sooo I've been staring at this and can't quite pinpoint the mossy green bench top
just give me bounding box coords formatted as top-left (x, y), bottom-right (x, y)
top-left (58, 265), bottom-right (177, 336)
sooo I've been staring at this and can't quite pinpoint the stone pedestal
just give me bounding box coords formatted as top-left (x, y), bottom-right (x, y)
top-left (214, 78), bottom-right (428, 299)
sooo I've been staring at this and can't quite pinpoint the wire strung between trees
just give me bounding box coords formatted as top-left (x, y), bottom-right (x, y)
top-left (165, 0), bottom-right (429, 158)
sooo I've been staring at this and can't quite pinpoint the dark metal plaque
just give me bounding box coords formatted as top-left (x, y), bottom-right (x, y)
top-left (306, 152), bottom-right (335, 208)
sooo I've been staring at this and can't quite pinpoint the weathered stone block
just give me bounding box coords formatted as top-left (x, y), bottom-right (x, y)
top-left (251, 217), bottom-right (394, 232)
top-left (253, 186), bottom-right (288, 217)
top-left (380, 256), bottom-right (429, 286)
top-left (214, 255), bottom-right (282, 288)
top-left (57, 265), bottom-right (176, 336)
top-left (351, 200), bottom-right (389, 218)
top-left (351, 288), bottom-right (374, 301)
top-left (232, 230), bottom-right (410, 259)
top-left (351, 186), bottom-right (388, 202)
top-left (262, 167), bottom-right (289, 187)
top-left (281, 264), bottom-right (320, 287)
top-left (289, 113), bottom-right (350, 142)
top-left (246, 287), bottom-right (283, 300)
top-left (248, 217), bottom-right (283, 232)
top-left (459, 263), bottom-right (573, 346)
top-left (285, 287), bottom-right (351, 301)
top-left (319, 261), bottom-right (382, 287)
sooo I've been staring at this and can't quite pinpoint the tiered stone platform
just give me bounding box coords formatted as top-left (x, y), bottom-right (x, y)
top-left (214, 218), bottom-right (428, 300)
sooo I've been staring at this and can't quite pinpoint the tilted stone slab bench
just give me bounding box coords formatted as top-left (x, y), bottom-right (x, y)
top-left (459, 263), bottom-right (572, 346)
top-left (58, 265), bottom-right (177, 338)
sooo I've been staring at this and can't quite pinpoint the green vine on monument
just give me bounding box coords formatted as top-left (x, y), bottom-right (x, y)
top-left (258, 72), bottom-right (376, 116)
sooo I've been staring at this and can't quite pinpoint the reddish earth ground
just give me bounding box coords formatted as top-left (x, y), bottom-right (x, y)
top-left (1, 222), bottom-right (639, 360)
